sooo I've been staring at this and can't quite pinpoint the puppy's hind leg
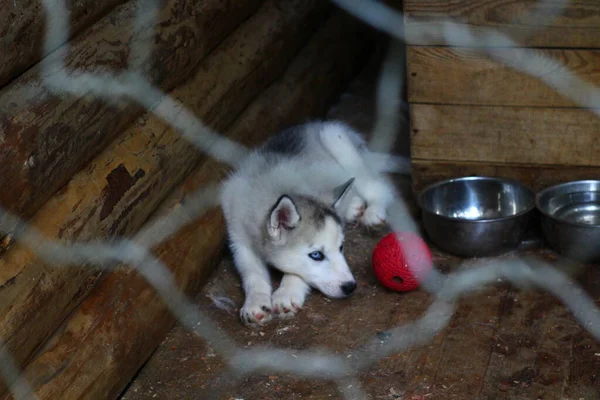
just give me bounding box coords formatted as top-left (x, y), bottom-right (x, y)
top-left (232, 244), bottom-right (273, 327)
top-left (319, 123), bottom-right (395, 226)
top-left (272, 274), bottom-right (311, 319)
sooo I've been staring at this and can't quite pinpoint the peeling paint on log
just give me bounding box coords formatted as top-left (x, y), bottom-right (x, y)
top-left (0, 0), bottom-right (263, 225)
top-left (100, 164), bottom-right (146, 220)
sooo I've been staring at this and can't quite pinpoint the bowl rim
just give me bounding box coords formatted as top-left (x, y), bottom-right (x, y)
top-left (535, 179), bottom-right (600, 228)
top-left (417, 175), bottom-right (536, 223)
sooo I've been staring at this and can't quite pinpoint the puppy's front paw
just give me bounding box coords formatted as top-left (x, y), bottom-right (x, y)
top-left (240, 293), bottom-right (272, 327)
top-left (272, 285), bottom-right (307, 319)
top-left (361, 205), bottom-right (387, 227)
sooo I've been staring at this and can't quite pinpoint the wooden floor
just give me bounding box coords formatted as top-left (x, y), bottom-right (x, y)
top-left (120, 218), bottom-right (600, 400)
top-left (120, 56), bottom-right (600, 400)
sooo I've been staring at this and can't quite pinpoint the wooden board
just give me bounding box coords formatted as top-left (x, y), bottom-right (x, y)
top-left (480, 289), bottom-right (578, 399)
top-left (404, 0), bottom-right (600, 48)
top-left (410, 104), bottom-right (600, 166)
top-left (407, 47), bottom-right (600, 107)
top-left (411, 160), bottom-right (600, 194)
top-left (563, 267), bottom-right (600, 399)
top-left (0, 0), bottom-right (332, 393)
top-left (0, 0), bottom-right (128, 89)
top-left (424, 289), bottom-right (505, 397)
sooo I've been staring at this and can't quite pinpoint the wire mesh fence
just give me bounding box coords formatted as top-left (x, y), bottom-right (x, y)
top-left (1, 0), bottom-right (599, 399)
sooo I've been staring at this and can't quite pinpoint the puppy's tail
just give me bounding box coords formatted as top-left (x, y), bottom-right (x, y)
top-left (365, 152), bottom-right (412, 175)
top-left (320, 122), bottom-right (411, 175)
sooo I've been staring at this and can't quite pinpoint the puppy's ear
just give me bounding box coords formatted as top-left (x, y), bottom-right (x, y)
top-left (268, 195), bottom-right (300, 240)
top-left (332, 177), bottom-right (355, 209)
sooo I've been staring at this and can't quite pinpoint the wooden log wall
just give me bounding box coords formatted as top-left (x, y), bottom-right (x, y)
top-left (1, 13), bottom-right (372, 398)
top-left (0, 0), bottom-right (332, 386)
top-left (0, 0), bottom-right (375, 398)
top-left (403, 0), bottom-right (600, 193)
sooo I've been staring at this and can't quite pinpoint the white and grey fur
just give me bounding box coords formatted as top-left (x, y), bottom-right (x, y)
top-left (220, 120), bottom-right (404, 327)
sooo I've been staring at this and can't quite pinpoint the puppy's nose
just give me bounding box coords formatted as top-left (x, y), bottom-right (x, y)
top-left (341, 281), bottom-right (357, 296)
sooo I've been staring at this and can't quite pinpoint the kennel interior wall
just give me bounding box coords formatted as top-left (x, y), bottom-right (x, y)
top-left (404, 0), bottom-right (600, 193)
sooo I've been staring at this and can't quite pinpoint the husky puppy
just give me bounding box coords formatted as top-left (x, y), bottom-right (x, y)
top-left (220, 120), bottom-right (398, 326)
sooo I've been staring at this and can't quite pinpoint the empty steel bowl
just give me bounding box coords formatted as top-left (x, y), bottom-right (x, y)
top-left (536, 180), bottom-right (600, 262)
top-left (418, 176), bottom-right (535, 257)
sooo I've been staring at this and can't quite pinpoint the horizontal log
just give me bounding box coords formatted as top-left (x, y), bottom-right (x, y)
top-left (228, 16), bottom-right (373, 147)
top-left (7, 162), bottom-right (227, 400)
top-left (0, 0), bottom-right (127, 89)
top-left (0, 0), bottom-right (331, 394)
top-left (0, 0), bottom-right (263, 223)
top-left (3, 12), bottom-right (374, 400)
top-left (404, 0), bottom-right (600, 48)
top-left (411, 160), bottom-right (600, 194)
top-left (410, 104), bottom-right (600, 166)
top-left (407, 46), bottom-right (600, 107)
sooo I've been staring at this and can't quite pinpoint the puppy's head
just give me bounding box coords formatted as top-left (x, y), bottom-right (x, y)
top-left (263, 179), bottom-right (357, 298)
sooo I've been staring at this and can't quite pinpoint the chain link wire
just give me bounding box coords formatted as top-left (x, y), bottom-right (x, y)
top-left (1, 1), bottom-right (599, 399)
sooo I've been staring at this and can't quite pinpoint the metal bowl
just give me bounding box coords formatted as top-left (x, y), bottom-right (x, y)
top-left (536, 180), bottom-right (600, 262)
top-left (418, 176), bottom-right (535, 257)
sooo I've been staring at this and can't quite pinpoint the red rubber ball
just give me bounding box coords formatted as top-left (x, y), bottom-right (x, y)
top-left (372, 231), bottom-right (433, 292)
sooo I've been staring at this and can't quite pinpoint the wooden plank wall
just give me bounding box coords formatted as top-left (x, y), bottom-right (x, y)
top-left (403, 0), bottom-right (600, 193)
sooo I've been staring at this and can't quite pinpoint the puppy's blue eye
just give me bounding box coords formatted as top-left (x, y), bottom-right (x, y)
top-left (308, 251), bottom-right (325, 261)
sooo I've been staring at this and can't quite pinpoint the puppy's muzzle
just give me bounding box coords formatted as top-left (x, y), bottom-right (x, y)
top-left (341, 281), bottom-right (357, 296)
